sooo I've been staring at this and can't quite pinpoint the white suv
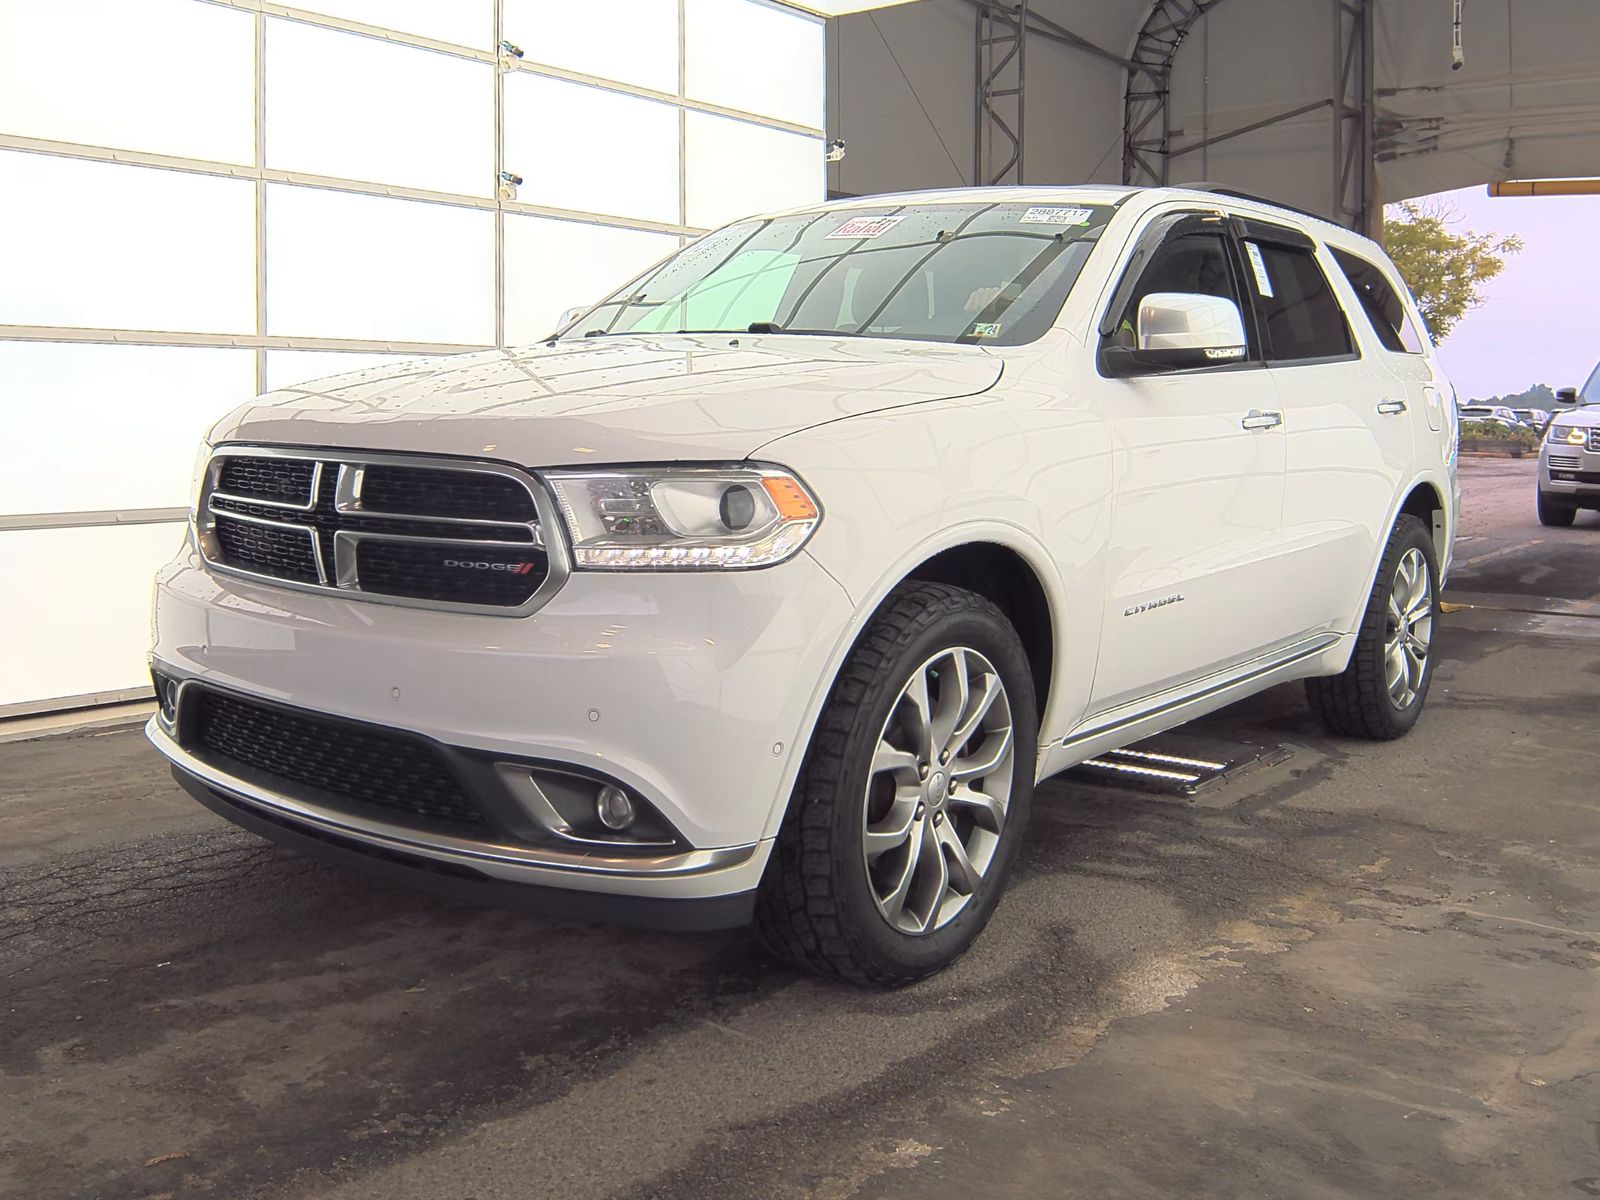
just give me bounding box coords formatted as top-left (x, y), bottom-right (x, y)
top-left (147, 186), bottom-right (1458, 986)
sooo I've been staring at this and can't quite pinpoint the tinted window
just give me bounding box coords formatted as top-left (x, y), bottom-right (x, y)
top-left (1248, 243), bottom-right (1352, 362)
top-left (1107, 231), bottom-right (1251, 355)
top-left (1331, 248), bottom-right (1425, 353)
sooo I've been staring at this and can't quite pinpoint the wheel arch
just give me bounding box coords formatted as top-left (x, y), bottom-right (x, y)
top-left (1397, 477), bottom-right (1449, 566)
top-left (758, 527), bottom-right (1077, 843)
top-left (902, 541), bottom-right (1055, 716)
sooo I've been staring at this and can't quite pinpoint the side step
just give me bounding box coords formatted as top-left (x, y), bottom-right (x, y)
top-left (1066, 735), bottom-right (1291, 797)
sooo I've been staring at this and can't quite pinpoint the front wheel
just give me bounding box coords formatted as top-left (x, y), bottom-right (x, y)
top-left (1306, 514), bottom-right (1439, 740)
top-left (755, 582), bottom-right (1038, 987)
top-left (1538, 490), bottom-right (1578, 527)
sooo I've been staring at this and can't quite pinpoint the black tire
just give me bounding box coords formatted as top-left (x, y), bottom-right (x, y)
top-left (754, 582), bottom-right (1038, 988)
top-left (1306, 514), bottom-right (1439, 740)
top-left (1538, 490), bottom-right (1578, 527)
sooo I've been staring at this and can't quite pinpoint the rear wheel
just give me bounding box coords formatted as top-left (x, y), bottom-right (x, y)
top-left (755, 582), bottom-right (1038, 987)
top-left (1306, 515), bottom-right (1439, 740)
top-left (1538, 490), bottom-right (1578, 527)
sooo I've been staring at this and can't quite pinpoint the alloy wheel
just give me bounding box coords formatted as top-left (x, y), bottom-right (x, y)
top-left (861, 647), bottom-right (1015, 935)
top-left (1384, 546), bottom-right (1433, 709)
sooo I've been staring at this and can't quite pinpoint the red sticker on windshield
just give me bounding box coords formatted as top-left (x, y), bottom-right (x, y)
top-left (825, 216), bottom-right (905, 240)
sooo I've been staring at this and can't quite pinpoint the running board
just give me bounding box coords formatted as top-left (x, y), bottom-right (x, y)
top-left (1066, 735), bottom-right (1291, 797)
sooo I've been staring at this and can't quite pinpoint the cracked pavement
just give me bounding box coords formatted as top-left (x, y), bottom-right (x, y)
top-left (3, 455), bottom-right (1599, 1199)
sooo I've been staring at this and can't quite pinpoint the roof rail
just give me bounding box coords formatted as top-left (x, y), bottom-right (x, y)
top-left (1179, 183), bottom-right (1331, 226)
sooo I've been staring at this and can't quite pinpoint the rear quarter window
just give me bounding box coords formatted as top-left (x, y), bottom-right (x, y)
top-left (1330, 247), bottom-right (1427, 354)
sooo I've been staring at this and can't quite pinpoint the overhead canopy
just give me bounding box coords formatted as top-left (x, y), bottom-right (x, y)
top-left (829, 0), bottom-right (1600, 223)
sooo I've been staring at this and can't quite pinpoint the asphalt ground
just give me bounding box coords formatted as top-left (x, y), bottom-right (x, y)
top-left (4, 453), bottom-right (1598, 1200)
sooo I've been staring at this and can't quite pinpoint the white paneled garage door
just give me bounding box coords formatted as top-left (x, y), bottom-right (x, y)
top-left (0, 0), bottom-right (825, 714)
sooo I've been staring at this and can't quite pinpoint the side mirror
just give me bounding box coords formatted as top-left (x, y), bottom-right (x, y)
top-left (1102, 292), bottom-right (1248, 378)
top-left (1556, 387), bottom-right (1580, 405)
top-left (557, 305), bottom-right (588, 329)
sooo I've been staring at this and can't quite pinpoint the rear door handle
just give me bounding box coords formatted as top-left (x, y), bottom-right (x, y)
top-left (1241, 410), bottom-right (1283, 431)
top-left (1377, 400), bottom-right (1408, 415)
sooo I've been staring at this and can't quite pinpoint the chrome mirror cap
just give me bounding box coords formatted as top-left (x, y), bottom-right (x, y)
top-left (1137, 291), bottom-right (1248, 354)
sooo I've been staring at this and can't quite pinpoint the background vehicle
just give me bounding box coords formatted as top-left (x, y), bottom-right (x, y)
top-left (1509, 407), bottom-right (1553, 432)
top-left (1537, 369), bottom-right (1600, 526)
top-left (145, 186), bottom-right (1457, 986)
top-left (1459, 403), bottom-right (1530, 428)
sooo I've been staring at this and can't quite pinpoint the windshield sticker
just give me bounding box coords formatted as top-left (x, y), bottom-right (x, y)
top-left (1019, 206), bottom-right (1093, 226)
top-left (826, 215), bottom-right (905, 240)
top-left (970, 322), bottom-right (1003, 338)
top-left (1245, 241), bottom-right (1275, 297)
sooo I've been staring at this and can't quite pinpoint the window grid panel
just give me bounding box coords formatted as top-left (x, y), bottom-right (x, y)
top-left (684, 0), bottom-right (826, 129)
top-left (0, 0), bottom-right (254, 163)
top-left (265, 17), bottom-right (495, 197)
top-left (200, 0), bottom-right (823, 135)
top-left (0, 151), bottom-right (256, 334)
top-left (0, 343), bottom-right (256, 516)
top-left (0, 134), bottom-right (705, 238)
top-left (503, 0), bottom-right (679, 94)
top-left (264, 184), bottom-right (496, 344)
top-left (1, 0), bottom-right (827, 711)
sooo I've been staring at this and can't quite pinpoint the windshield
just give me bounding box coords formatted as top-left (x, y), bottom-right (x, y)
top-left (1582, 360), bottom-right (1600, 404)
top-left (571, 201), bottom-right (1116, 347)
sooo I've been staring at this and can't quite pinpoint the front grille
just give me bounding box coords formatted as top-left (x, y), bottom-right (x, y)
top-left (191, 689), bottom-right (487, 830)
top-left (1589, 429), bottom-right (1600, 453)
top-left (201, 450), bottom-right (552, 611)
top-left (360, 464), bottom-right (536, 522)
top-left (356, 539), bottom-right (545, 605)
top-left (1549, 453), bottom-right (1583, 471)
top-left (213, 516), bottom-right (320, 583)
top-left (217, 456), bottom-right (316, 506)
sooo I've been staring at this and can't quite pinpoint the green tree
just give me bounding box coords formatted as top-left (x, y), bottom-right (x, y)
top-left (1383, 200), bottom-right (1522, 342)
top-left (1492, 383), bottom-right (1555, 408)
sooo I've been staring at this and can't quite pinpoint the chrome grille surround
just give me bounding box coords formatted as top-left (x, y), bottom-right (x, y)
top-left (196, 445), bottom-right (570, 617)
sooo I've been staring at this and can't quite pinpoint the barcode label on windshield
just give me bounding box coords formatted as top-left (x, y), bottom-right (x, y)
top-left (826, 216), bottom-right (905, 240)
top-left (1019, 206), bottom-right (1093, 226)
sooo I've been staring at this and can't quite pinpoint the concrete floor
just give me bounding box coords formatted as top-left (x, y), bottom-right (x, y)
top-left (4, 455), bottom-right (1599, 1200)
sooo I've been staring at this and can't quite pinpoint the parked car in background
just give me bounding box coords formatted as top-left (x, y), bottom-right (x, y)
top-left (1459, 404), bottom-right (1529, 428)
top-left (1509, 407), bottom-right (1552, 432)
top-left (1537, 369), bottom-right (1600, 526)
top-left (145, 185), bottom-right (1459, 985)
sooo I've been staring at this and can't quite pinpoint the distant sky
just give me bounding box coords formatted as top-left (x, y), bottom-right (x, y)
top-left (1404, 186), bottom-right (1599, 402)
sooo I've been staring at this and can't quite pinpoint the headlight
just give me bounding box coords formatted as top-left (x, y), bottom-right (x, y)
top-left (545, 465), bottom-right (821, 569)
top-left (1549, 423), bottom-right (1587, 445)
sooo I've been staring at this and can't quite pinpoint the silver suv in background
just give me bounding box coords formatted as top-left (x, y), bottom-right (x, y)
top-left (1538, 364), bottom-right (1600, 526)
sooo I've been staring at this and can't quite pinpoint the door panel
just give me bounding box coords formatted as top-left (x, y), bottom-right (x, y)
top-left (1088, 218), bottom-right (1299, 715)
top-left (1257, 241), bottom-right (1417, 639)
top-left (1273, 356), bottom-right (1412, 636)
top-left (1090, 369), bottom-right (1288, 713)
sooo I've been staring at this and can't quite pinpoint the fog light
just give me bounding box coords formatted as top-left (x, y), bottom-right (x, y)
top-left (596, 784), bottom-right (635, 831)
top-left (154, 675), bottom-right (179, 724)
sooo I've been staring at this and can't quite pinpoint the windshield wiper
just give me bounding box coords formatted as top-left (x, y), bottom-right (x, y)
top-left (747, 321), bottom-right (784, 334)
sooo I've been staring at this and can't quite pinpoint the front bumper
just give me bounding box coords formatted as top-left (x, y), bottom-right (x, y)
top-left (165, 749), bottom-right (759, 929)
top-left (147, 536), bottom-right (856, 905)
top-left (1540, 439), bottom-right (1600, 503)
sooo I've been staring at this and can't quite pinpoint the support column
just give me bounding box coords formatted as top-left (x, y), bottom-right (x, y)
top-left (974, 1), bottom-right (1027, 186)
top-left (1332, 0), bottom-right (1377, 235)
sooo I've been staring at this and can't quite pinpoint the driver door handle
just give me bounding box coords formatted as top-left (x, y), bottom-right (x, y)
top-left (1377, 399), bottom-right (1408, 415)
top-left (1241, 409), bottom-right (1283, 431)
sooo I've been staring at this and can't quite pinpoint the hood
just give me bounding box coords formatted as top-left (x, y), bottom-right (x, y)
top-left (1553, 405), bottom-right (1600, 427)
top-left (213, 334), bottom-right (1003, 466)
